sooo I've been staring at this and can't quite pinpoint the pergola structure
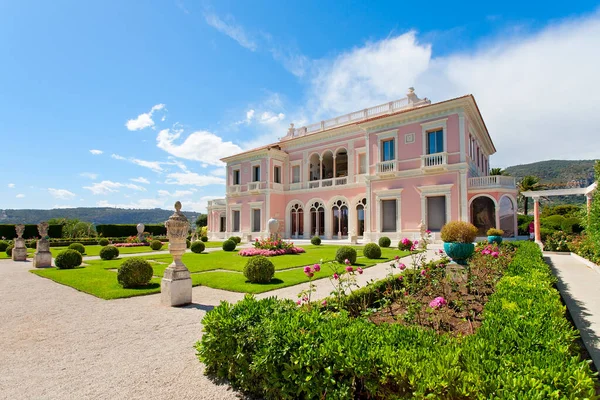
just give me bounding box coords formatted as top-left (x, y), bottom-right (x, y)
top-left (522, 182), bottom-right (597, 248)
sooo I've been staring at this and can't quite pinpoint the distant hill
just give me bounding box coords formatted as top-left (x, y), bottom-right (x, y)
top-left (504, 160), bottom-right (596, 187)
top-left (0, 207), bottom-right (202, 225)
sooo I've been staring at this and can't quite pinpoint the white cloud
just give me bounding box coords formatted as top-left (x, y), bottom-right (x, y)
top-left (130, 177), bottom-right (150, 184)
top-left (53, 205), bottom-right (74, 209)
top-left (211, 168), bottom-right (226, 176)
top-left (204, 13), bottom-right (257, 51)
top-left (259, 111), bottom-right (285, 124)
top-left (89, 149), bottom-right (103, 155)
top-left (157, 129), bottom-right (242, 166)
top-left (270, 47), bottom-right (310, 77)
top-left (111, 154), bottom-right (165, 172)
top-left (125, 103), bottom-right (166, 131)
top-left (80, 172), bottom-right (98, 180)
top-left (16, 194), bottom-right (25, 198)
top-left (83, 180), bottom-right (146, 195)
top-left (48, 188), bottom-right (76, 199)
top-left (7, 183), bottom-right (15, 188)
top-left (305, 13), bottom-right (600, 166)
top-left (157, 189), bottom-right (194, 197)
top-left (97, 199), bottom-right (165, 209)
top-left (164, 171), bottom-right (226, 186)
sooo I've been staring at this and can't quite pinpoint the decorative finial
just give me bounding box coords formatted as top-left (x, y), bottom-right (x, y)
top-left (408, 87), bottom-right (415, 94)
top-left (174, 201), bottom-right (182, 212)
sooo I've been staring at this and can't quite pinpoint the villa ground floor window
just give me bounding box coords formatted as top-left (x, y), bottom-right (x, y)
top-left (381, 199), bottom-right (397, 232)
top-left (427, 196), bottom-right (446, 232)
top-left (290, 204), bottom-right (304, 238)
top-left (232, 210), bottom-right (240, 232)
top-left (332, 200), bottom-right (348, 238)
top-left (252, 209), bottom-right (261, 232)
top-left (219, 215), bottom-right (226, 232)
top-left (310, 201), bottom-right (325, 236)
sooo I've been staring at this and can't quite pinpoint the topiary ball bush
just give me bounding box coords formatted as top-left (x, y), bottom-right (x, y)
top-left (55, 249), bottom-right (83, 269)
top-left (98, 238), bottom-right (109, 246)
top-left (311, 236), bottom-right (321, 246)
top-left (201, 236), bottom-right (208, 242)
top-left (222, 240), bottom-right (236, 252)
top-left (378, 236), bottom-right (391, 248)
top-left (191, 241), bottom-right (206, 253)
top-left (68, 242), bottom-right (86, 255)
top-left (441, 221), bottom-right (478, 243)
top-left (117, 257), bottom-right (153, 288)
top-left (150, 240), bottom-right (163, 251)
top-left (6, 245), bottom-right (14, 257)
top-left (230, 236), bottom-right (242, 244)
top-left (243, 256), bottom-right (275, 283)
top-left (0, 240), bottom-right (9, 252)
top-left (99, 245), bottom-right (119, 260)
top-left (363, 243), bottom-right (382, 259)
top-left (336, 246), bottom-right (357, 265)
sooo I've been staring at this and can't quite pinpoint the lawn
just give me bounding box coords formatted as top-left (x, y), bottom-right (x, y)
top-left (30, 245), bottom-right (409, 299)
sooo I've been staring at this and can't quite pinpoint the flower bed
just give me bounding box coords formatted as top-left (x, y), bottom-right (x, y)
top-left (113, 242), bottom-right (150, 248)
top-left (238, 247), bottom-right (305, 257)
top-left (196, 242), bottom-right (597, 398)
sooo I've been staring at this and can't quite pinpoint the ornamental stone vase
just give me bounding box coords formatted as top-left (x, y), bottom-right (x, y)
top-left (267, 218), bottom-right (279, 240)
top-left (33, 222), bottom-right (52, 268)
top-left (136, 223), bottom-right (145, 242)
top-left (443, 242), bottom-right (475, 266)
top-left (161, 202), bottom-right (192, 306)
top-left (487, 235), bottom-right (503, 245)
top-left (12, 224), bottom-right (28, 261)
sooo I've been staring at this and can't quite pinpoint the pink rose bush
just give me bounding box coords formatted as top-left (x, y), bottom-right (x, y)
top-left (429, 296), bottom-right (447, 309)
top-left (114, 242), bottom-right (151, 248)
top-left (239, 247), bottom-right (306, 257)
top-left (399, 237), bottom-right (413, 251)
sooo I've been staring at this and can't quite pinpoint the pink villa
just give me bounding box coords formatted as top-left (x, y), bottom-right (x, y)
top-left (207, 88), bottom-right (518, 242)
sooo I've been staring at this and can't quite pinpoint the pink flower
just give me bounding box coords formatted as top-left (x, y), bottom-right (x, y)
top-left (304, 266), bottom-right (312, 273)
top-left (398, 263), bottom-right (406, 271)
top-left (395, 255), bottom-right (400, 260)
top-left (305, 272), bottom-right (314, 278)
top-left (321, 300), bottom-right (327, 306)
top-left (491, 251), bottom-right (499, 258)
top-left (333, 273), bottom-right (339, 280)
top-left (296, 300), bottom-right (302, 305)
top-left (344, 259), bottom-right (350, 265)
top-left (345, 265), bottom-right (354, 273)
top-left (398, 276), bottom-right (403, 281)
top-left (438, 249), bottom-right (445, 255)
top-left (420, 269), bottom-right (426, 276)
top-left (313, 263), bottom-right (321, 272)
top-left (357, 267), bottom-right (363, 274)
top-left (429, 296), bottom-right (447, 309)
top-left (426, 230), bottom-right (431, 234)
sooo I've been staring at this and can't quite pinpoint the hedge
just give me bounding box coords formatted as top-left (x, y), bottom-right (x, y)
top-left (96, 224), bottom-right (167, 237)
top-left (196, 242), bottom-right (597, 398)
top-left (0, 224), bottom-right (63, 239)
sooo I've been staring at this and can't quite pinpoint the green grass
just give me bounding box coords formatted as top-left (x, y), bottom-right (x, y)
top-left (30, 245), bottom-right (409, 299)
top-left (0, 248), bottom-right (35, 259)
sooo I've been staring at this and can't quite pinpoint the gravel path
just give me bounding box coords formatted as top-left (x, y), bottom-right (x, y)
top-left (0, 246), bottom-right (441, 399)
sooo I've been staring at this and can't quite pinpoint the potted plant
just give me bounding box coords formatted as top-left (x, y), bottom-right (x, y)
top-left (440, 221), bottom-right (478, 265)
top-left (487, 228), bottom-right (504, 245)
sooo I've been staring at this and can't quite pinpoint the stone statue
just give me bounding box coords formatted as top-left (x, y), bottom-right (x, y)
top-left (161, 201), bottom-right (192, 306)
top-left (12, 224), bottom-right (27, 261)
top-left (33, 221), bottom-right (52, 268)
top-left (37, 222), bottom-right (49, 239)
top-left (136, 223), bottom-right (145, 242)
top-left (267, 218), bottom-right (279, 240)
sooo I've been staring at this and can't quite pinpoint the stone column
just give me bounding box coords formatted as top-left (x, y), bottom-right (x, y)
top-left (533, 197), bottom-right (542, 249)
top-left (12, 224), bottom-right (27, 261)
top-left (33, 222), bottom-right (52, 268)
top-left (161, 201), bottom-right (192, 307)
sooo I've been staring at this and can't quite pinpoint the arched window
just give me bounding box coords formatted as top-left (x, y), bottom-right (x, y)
top-left (356, 198), bottom-right (367, 236)
top-left (499, 196), bottom-right (515, 237)
top-left (310, 201), bottom-right (325, 236)
top-left (290, 203), bottom-right (304, 238)
top-left (332, 199), bottom-right (348, 238)
top-left (470, 196), bottom-right (496, 236)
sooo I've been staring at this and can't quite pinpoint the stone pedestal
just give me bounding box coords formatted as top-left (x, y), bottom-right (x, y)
top-left (33, 239), bottom-right (52, 268)
top-left (12, 238), bottom-right (28, 261)
top-left (161, 202), bottom-right (192, 307)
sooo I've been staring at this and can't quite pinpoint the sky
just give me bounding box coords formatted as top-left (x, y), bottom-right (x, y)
top-left (1, 0), bottom-right (599, 212)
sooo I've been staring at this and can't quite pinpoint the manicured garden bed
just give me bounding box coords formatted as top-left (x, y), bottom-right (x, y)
top-left (196, 242), bottom-right (598, 398)
top-left (30, 245), bottom-right (409, 299)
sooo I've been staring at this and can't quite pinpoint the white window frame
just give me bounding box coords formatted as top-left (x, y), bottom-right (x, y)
top-left (290, 160), bottom-right (301, 184)
top-left (375, 189), bottom-right (403, 234)
top-left (421, 118), bottom-right (448, 156)
top-left (249, 201), bottom-right (264, 233)
top-left (376, 130), bottom-right (398, 162)
top-left (230, 205), bottom-right (242, 233)
top-left (417, 184), bottom-right (453, 230)
top-left (232, 168), bottom-right (241, 185)
top-left (273, 162), bottom-right (282, 184)
top-left (356, 150), bottom-right (367, 175)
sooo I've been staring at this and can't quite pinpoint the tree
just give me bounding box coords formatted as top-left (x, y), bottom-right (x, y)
top-left (489, 168), bottom-right (506, 176)
top-left (195, 214), bottom-right (207, 228)
top-left (518, 175), bottom-right (543, 216)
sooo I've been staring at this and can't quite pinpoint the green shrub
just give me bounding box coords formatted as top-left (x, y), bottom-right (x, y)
top-left (561, 217), bottom-right (583, 234)
top-left (243, 256), bottom-right (275, 283)
top-left (230, 236), bottom-right (242, 244)
top-left (541, 215), bottom-right (565, 231)
top-left (117, 257), bottom-right (153, 288)
top-left (54, 249), bottom-right (83, 269)
top-left (6, 245), bottom-right (13, 257)
top-left (486, 228), bottom-right (504, 236)
top-left (68, 242), bottom-right (86, 254)
top-left (27, 239), bottom-right (37, 249)
top-left (98, 238), bottom-right (109, 246)
top-left (150, 240), bottom-right (163, 251)
top-left (222, 240), bottom-right (236, 252)
top-left (0, 240), bottom-right (9, 252)
top-left (186, 239), bottom-right (191, 248)
top-left (378, 236), bottom-right (391, 248)
top-left (362, 243), bottom-right (381, 259)
top-left (311, 236), bottom-right (321, 245)
top-left (99, 245), bottom-right (119, 260)
top-left (539, 227), bottom-right (553, 242)
top-left (96, 224), bottom-right (166, 237)
top-left (201, 236), bottom-right (208, 242)
top-left (441, 221), bottom-right (478, 243)
top-left (335, 246), bottom-right (357, 264)
top-left (191, 241), bottom-right (205, 253)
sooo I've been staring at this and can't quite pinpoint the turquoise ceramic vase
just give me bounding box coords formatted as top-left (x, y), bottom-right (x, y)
top-left (443, 242), bottom-right (475, 265)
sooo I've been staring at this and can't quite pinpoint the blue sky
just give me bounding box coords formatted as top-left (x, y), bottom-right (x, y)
top-left (1, 1), bottom-right (599, 212)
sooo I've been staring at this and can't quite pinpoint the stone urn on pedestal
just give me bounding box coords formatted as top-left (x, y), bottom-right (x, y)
top-left (136, 223), bottom-right (145, 242)
top-left (161, 201), bottom-right (192, 307)
top-left (267, 218), bottom-right (279, 240)
top-left (33, 222), bottom-right (52, 268)
top-left (12, 224), bottom-right (28, 261)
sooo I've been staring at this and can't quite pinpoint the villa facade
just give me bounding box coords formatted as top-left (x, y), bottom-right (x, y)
top-left (207, 88), bottom-right (518, 242)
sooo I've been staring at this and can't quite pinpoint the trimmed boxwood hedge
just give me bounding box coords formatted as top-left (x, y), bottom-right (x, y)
top-left (99, 245), bottom-right (119, 260)
top-left (196, 242), bottom-right (597, 398)
top-left (96, 224), bottom-right (167, 237)
top-left (190, 241), bottom-right (205, 253)
top-left (362, 243), bottom-right (381, 259)
top-left (222, 240), bottom-right (236, 252)
top-left (68, 242), bottom-right (86, 254)
top-left (335, 246), bottom-right (357, 265)
top-left (0, 224), bottom-right (63, 239)
top-left (54, 249), bottom-right (83, 269)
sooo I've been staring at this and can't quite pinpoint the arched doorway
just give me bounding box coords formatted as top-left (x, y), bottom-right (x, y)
top-left (321, 150), bottom-right (334, 184)
top-left (290, 203), bottom-right (304, 239)
top-left (470, 196), bottom-right (496, 236)
top-left (309, 153), bottom-right (320, 181)
top-left (309, 201), bottom-right (325, 237)
top-left (499, 196), bottom-right (515, 237)
top-left (356, 198), bottom-right (367, 236)
top-left (331, 199), bottom-right (348, 239)
top-left (335, 148), bottom-right (348, 180)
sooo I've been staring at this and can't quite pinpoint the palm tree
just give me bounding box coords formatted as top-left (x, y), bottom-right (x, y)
top-left (489, 168), bottom-right (505, 176)
top-left (518, 175), bottom-right (543, 215)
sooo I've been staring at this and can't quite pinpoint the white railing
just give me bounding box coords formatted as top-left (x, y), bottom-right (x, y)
top-left (309, 181), bottom-right (320, 189)
top-left (248, 182), bottom-right (260, 191)
top-left (335, 177), bottom-right (347, 186)
top-left (321, 178), bottom-right (333, 187)
top-left (421, 153), bottom-right (447, 168)
top-left (227, 185), bottom-right (241, 194)
top-left (289, 182), bottom-right (302, 190)
top-left (376, 160), bottom-right (397, 174)
top-left (294, 97), bottom-right (430, 136)
top-left (468, 175), bottom-right (516, 189)
top-left (208, 199), bottom-right (226, 207)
